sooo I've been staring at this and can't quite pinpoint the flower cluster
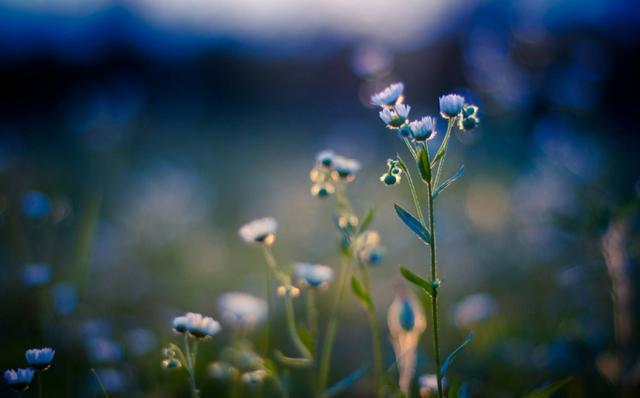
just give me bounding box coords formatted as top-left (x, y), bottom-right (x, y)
top-left (380, 159), bottom-right (403, 186)
top-left (173, 312), bottom-right (221, 340)
top-left (310, 150), bottom-right (360, 197)
top-left (4, 347), bottom-right (55, 392)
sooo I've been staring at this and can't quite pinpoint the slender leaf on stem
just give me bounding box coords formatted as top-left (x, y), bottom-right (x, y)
top-left (399, 266), bottom-right (434, 297)
top-left (396, 155), bottom-right (409, 173)
top-left (296, 324), bottom-right (315, 356)
top-left (274, 351), bottom-right (313, 368)
top-left (432, 165), bottom-right (465, 200)
top-left (417, 147), bottom-right (431, 183)
top-left (359, 208), bottom-right (375, 233)
top-left (351, 276), bottom-right (372, 308)
top-left (394, 204), bottom-right (431, 245)
top-left (441, 332), bottom-right (475, 376)
top-left (524, 377), bottom-right (572, 398)
top-left (323, 366), bottom-right (369, 398)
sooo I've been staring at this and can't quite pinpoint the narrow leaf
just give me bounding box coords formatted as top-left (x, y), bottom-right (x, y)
top-left (358, 208), bottom-right (375, 233)
top-left (394, 204), bottom-right (431, 245)
top-left (441, 332), bottom-right (475, 376)
top-left (297, 324), bottom-right (315, 356)
top-left (396, 155), bottom-right (409, 173)
top-left (430, 148), bottom-right (445, 168)
top-left (351, 276), bottom-right (372, 308)
top-left (399, 266), bottom-right (433, 297)
top-left (417, 148), bottom-right (431, 183)
top-left (274, 350), bottom-right (313, 368)
top-left (432, 165), bottom-right (464, 200)
top-left (323, 366), bottom-right (368, 398)
top-left (524, 377), bottom-right (572, 398)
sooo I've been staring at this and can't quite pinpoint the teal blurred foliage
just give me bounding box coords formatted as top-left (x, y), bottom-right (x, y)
top-left (1, 0), bottom-right (640, 396)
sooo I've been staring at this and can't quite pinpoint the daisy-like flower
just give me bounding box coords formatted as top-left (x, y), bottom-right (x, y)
top-left (239, 217), bottom-right (278, 246)
top-left (315, 150), bottom-right (335, 168)
top-left (371, 82), bottom-right (404, 106)
top-left (419, 374), bottom-right (441, 398)
top-left (354, 230), bottom-right (385, 265)
top-left (25, 347), bottom-right (55, 371)
top-left (218, 292), bottom-right (267, 329)
top-left (379, 104), bottom-right (411, 128)
top-left (388, 286), bottom-right (427, 395)
top-left (409, 116), bottom-right (437, 141)
top-left (294, 263), bottom-right (335, 288)
top-left (4, 368), bottom-right (35, 392)
top-left (439, 94), bottom-right (465, 118)
top-left (331, 155), bottom-right (361, 182)
top-left (172, 312), bottom-right (221, 339)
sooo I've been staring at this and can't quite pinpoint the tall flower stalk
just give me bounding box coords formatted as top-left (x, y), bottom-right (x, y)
top-left (370, 84), bottom-right (479, 397)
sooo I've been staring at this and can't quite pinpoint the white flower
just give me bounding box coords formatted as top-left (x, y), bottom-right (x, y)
top-left (4, 368), bottom-right (35, 392)
top-left (419, 374), bottom-right (440, 397)
top-left (371, 83), bottom-right (404, 106)
top-left (409, 116), bottom-right (437, 141)
top-left (294, 263), bottom-right (335, 288)
top-left (25, 347), bottom-right (55, 371)
top-left (239, 217), bottom-right (278, 246)
top-left (395, 104), bottom-right (411, 118)
top-left (379, 105), bottom-right (410, 128)
top-left (315, 150), bottom-right (335, 168)
top-left (331, 155), bottom-right (361, 181)
top-left (218, 292), bottom-right (267, 329)
top-left (379, 107), bottom-right (395, 124)
top-left (439, 94), bottom-right (465, 118)
top-left (453, 293), bottom-right (497, 328)
top-left (172, 312), bottom-right (221, 339)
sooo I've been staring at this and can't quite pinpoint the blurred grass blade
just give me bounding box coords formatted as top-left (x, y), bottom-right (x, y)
top-left (394, 204), bottom-right (431, 245)
top-left (524, 377), bottom-right (572, 398)
top-left (358, 208), bottom-right (375, 233)
top-left (417, 147), bottom-right (431, 183)
top-left (399, 266), bottom-right (433, 297)
top-left (323, 366), bottom-right (368, 398)
top-left (441, 332), bottom-right (475, 376)
top-left (396, 154), bottom-right (409, 173)
top-left (351, 276), bottom-right (372, 308)
top-left (297, 324), bottom-right (315, 356)
top-left (90, 368), bottom-right (110, 398)
top-left (432, 165), bottom-right (464, 200)
top-left (274, 350), bottom-right (313, 368)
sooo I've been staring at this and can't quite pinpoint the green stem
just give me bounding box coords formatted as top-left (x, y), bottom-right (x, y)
top-left (284, 296), bottom-right (313, 360)
top-left (402, 161), bottom-right (426, 227)
top-left (433, 119), bottom-right (456, 188)
top-left (230, 374), bottom-right (243, 398)
top-left (317, 255), bottom-right (350, 397)
top-left (184, 335), bottom-right (200, 398)
top-left (402, 137), bottom-right (417, 160)
top-left (90, 368), bottom-right (110, 398)
top-left (307, 289), bottom-right (318, 339)
top-left (262, 265), bottom-right (272, 358)
top-left (426, 181), bottom-right (443, 398)
top-left (358, 264), bottom-right (383, 398)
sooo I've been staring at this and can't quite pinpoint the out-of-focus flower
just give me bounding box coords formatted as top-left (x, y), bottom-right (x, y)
top-left (218, 292), bottom-right (267, 329)
top-left (52, 282), bottom-right (77, 315)
top-left (419, 374), bottom-right (441, 398)
top-left (409, 116), bottom-right (437, 141)
top-left (242, 369), bottom-right (268, 385)
top-left (380, 159), bottom-right (403, 186)
top-left (162, 358), bottom-right (182, 369)
top-left (172, 312), bottom-right (221, 340)
top-left (371, 83), bottom-right (404, 106)
top-left (331, 155), bottom-right (361, 182)
top-left (93, 368), bottom-right (126, 393)
top-left (208, 361), bottom-right (238, 380)
top-left (316, 150), bottom-right (335, 168)
top-left (21, 191), bottom-right (51, 219)
top-left (86, 337), bottom-right (123, 363)
top-left (380, 104), bottom-right (410, 128)
top-left (294, 263), bottom-right (334, 288)
top-left (239, 217), bottom-right (278, 246)
top-left (453, 293), bottom-right (497, 328)
top-left (126, 328), bottom-right (156, 356)
top-left (22, 263), bottom-right (52, 287)
top-left (4, 368), bottom-right (35, 392)
top-left (354, 230), bottom-right (385, 265)
top-left (388, 286), bottom-right (427, 395)
top-left (25, 348), bottom-right (55, 371)
top-left (439, 94), bottom-right (465, 118)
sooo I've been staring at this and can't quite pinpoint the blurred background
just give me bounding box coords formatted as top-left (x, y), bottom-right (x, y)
top-left (1, 0), bottom-right (639, 396)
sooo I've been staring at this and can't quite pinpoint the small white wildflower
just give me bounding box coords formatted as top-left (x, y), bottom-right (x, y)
top-left (172, 312), bottom-right (221, 339)
top-left (331, 155), bottom-right (361, 182)
top-left (371, 82), bottom-right (404, 106)
top-left (25, 347), bottom-right (55, 371)
top-left (294, 263), bottom-right (334, 288)
top-left (218, 292), bottom-right (267, 329)
top-left (315, 150), bottom-right (335, 168)
top-left (379, 105), bottom-right (410, 128)
top-left (409, 116), bottom-right (437, 141)
top-left (439, 94), bottom-right (465, 118)
top-left (4, 368), bottom-right (35, 392)
top-left (239, 217), bottom-right (278, 246)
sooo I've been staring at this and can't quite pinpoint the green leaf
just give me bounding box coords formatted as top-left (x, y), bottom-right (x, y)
top-left (351, 276), bottom-right (372, 308)
top-left (394, 204), bottom-right (431, 245)
top-left (358, 208), bottom-right (375, 233)
top-left (399, 266), bottom-right (433, 297)
top-left (323, 366), bottom-right (369, 398)
top-left (430, 147), bottom-right (445, 168)
top-left (432, 165), bottom-right (464, 200)
top-left (441, 332), bottom-right (475, 376)
top-left (396, 155), bottom-right (409, 173)
top-left (274, 350), bottom-right (313, 368)
top-left (417, 147), bottom-right (431, 183)
top-left (524, 377), bottom-right (572, 398)
top-left (296, 324), bottom-right (315, 356)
